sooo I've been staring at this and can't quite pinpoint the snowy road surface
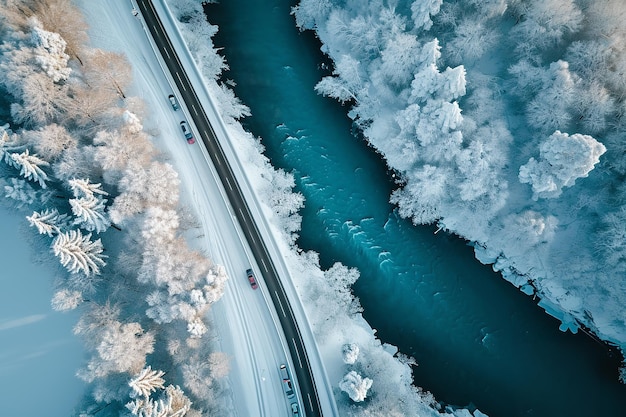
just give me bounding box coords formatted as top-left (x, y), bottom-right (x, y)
top-left (77, 0), bottom-right (334, 415)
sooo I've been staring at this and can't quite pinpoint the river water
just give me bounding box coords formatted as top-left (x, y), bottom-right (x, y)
top-left (206, 1), bottom-right (626, 415)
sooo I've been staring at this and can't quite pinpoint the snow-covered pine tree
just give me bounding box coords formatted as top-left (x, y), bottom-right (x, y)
top-left (70, 195), bottom-right (110, 233)
top-left (52, 229), bottom-right (107, 275)
top-left (26, 208), bottom-right (69, 236)
top-left (4, 177), bottom-right (37, 207)
top-left (339, 370), bottom-right (373, 402)
top-left (0, 125), bottom-right (27, 163)
top-left (187, 317), bottom-right (207, 339)
top-left (129, 366), bottom-right (165, 399)
top-left (9, 149), bottom-right (49, 188)
top-left (69, 178), bottom-right (109, 199)
top-left (126, 384), bottom-right (192, 417)
top-left (30, 19), bottom-right (72, 83)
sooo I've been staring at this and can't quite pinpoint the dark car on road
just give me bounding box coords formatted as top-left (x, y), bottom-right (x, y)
top-left (179, 120), bottom-right (195, 144)
top-left (168, 94), bottom-right (179, 110)
top-left (246, 268), bottom-right (258, 289)
top-left (280, 364), bottom-right (295, 399)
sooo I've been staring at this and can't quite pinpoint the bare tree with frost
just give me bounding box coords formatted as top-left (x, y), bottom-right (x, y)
top-left (51, 146), bottom-right (96, 183)
top-left (525, 61), bottom-right (578, 134)
top-left (92, 124), bottom-right (156, 184)
top-left (51, 288), bottom-right (82, 311)
top-left (52, 229), bottom-right (107, 276)
top-left (187, 317), bottom-right (208, 339)
top-left (140, 207), bottom-right (179, 245)
top-left (63, 84), bottom-right (118, 130)
top-left (83, 49), bottom-right (132, 99)
top-left (74, 303), bottom-right (155, 383)
top-left (11, 73), bottom-right (70, 127)
top-left (181, 352), bottom-right (229, 403)
top-left (380, 32), bottom-right (421, 86)
top-left (258, 167), bottom-right (304, 245)
top-left (315, 54), bottom-right (362, 103)
top-left (31, 123), bottom-right (77, 161)
top-left (445, 18), bottom-right (498, 65)
top-left (77, 320), bottom-right (155, 382)
top-left (510, 0), bottom-right (583, 55)
top-left (27, 208), bottom-right (68, 236)
top-left (33, 0), bottom-right (88, 61)
top-left (110, 161), bottom-right (180, 224)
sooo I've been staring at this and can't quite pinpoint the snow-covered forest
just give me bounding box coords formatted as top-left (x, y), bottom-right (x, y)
top-left (291, 0), bottom-right (626, 357)
top-left (0, 0), bottom-right (230, 415)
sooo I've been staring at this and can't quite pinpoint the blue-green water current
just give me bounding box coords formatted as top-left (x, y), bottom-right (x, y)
top-left (206, 1), bottom-right (626, 415)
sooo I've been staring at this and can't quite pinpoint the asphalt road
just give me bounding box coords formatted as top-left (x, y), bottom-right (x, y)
top-left (135, 1), bottom-right (323, 415)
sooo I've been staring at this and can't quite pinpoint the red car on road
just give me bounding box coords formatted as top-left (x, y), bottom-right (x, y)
top-left (246, 268), bottom-right (258, 289)
top-left (180, 121), bottom-right (195, 144)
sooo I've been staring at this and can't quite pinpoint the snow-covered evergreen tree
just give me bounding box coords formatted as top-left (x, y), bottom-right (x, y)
top-left (519, 131), bottom-right (606, 200)
top-left (0, 125), bottom-right (27, 161)
top-left (52, 229), bottom-right (107, 276)
top-left (187, 317), bottom-right (208, 339)
top-left (126, 384), bottom-right (192, 417)
top-left (69, 178), bottom-right (109, 199)
top-left (30, 19), bottom-right (72, 82)
top-left (129, 366), bottom-right (165, 399)
top-left (411, 0), bottom-right (442, 31)
top-left (70, 195), bottom-right (109, 233)
top-left (26, 208), bottom-right (69, 236)
top-left (9, 148), bottom-right (49, 188)
top-left (339, 370), bottom-right (373, 402)
top-left (342, 343), bottom-right (359, 364)
top-left (4, 177), bottom-right (38, 207)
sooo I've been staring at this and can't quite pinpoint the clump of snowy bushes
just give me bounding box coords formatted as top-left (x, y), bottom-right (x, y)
top-left (292, 0), bottom-right (626, 373)
top-left (0, 0), bottom-right (230, 415)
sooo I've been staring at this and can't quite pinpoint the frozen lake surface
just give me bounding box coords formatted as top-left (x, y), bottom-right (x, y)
top-left (0, 209), bottom-right (85, 417)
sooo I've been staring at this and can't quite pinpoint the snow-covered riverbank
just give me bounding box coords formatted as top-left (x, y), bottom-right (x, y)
top-left (291, 0), bottom-right (626, 357)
